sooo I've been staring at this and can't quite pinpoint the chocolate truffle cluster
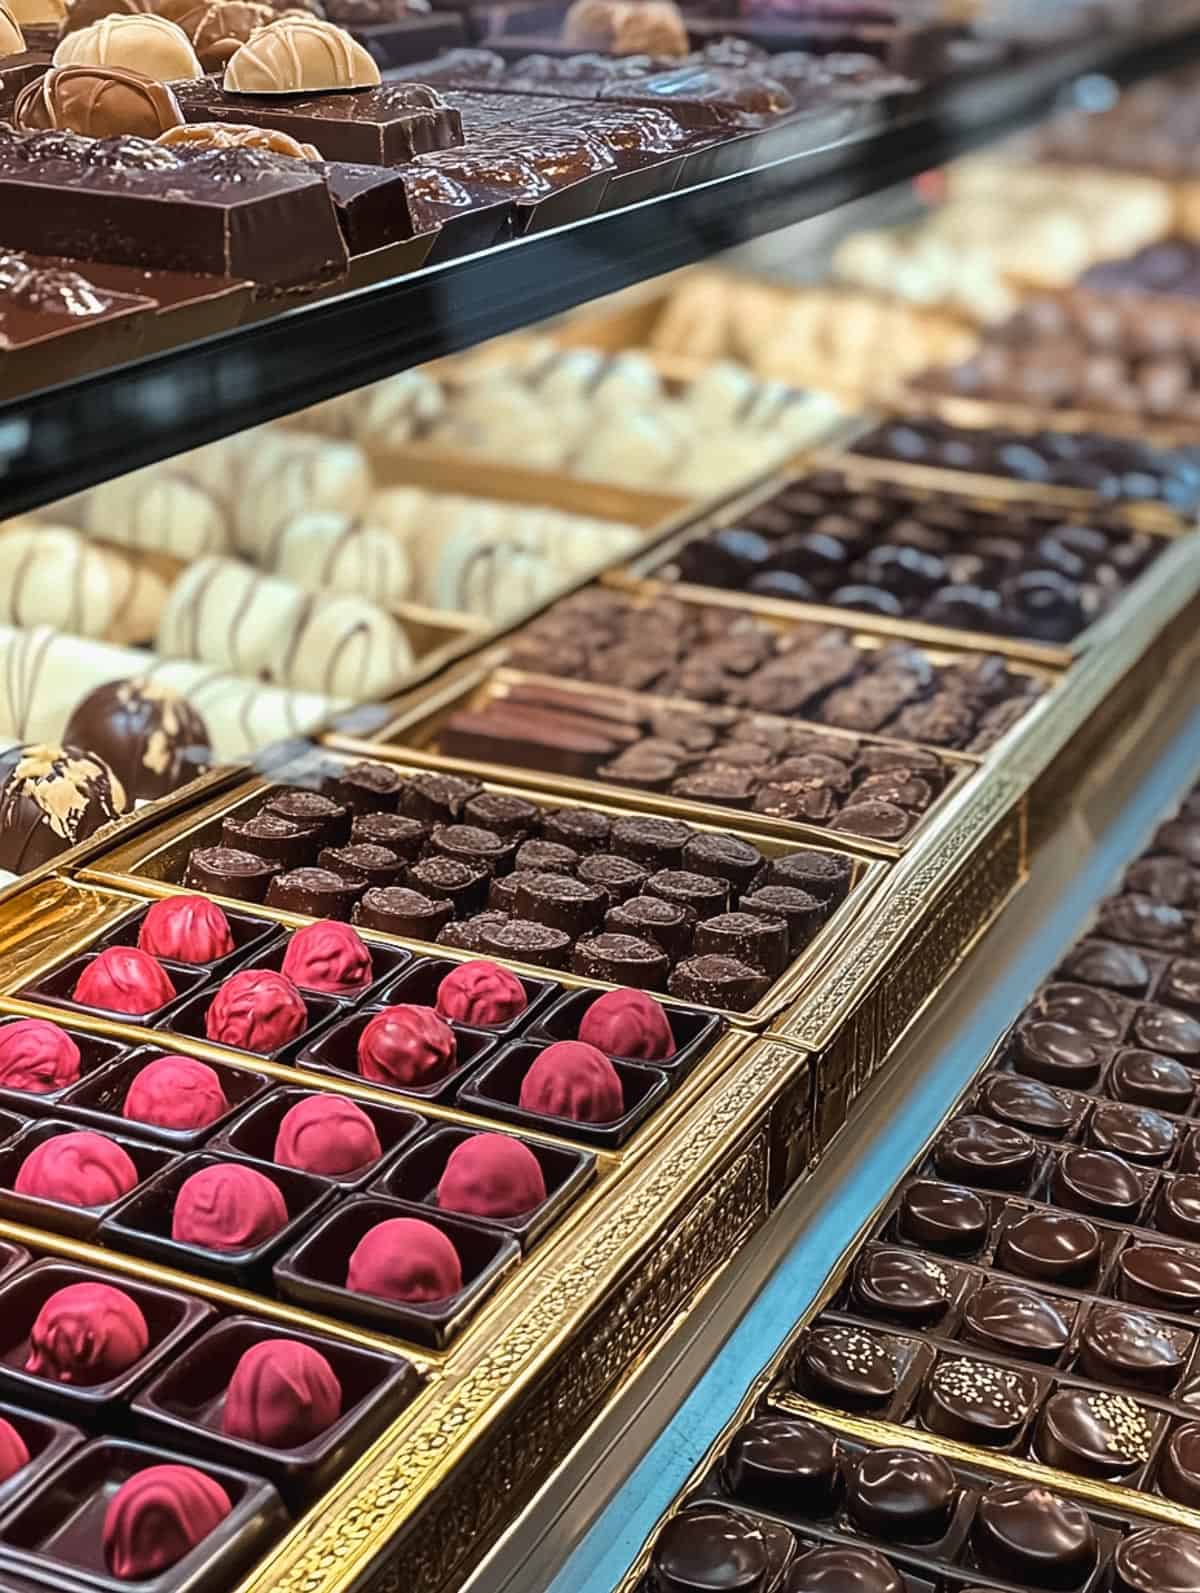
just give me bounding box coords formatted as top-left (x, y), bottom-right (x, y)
top-left (439, 682), bottom-right (953, 842)
top-left (510, 591), bottom-right (1041, 752)
top-left (667, 466), bottom-right (1159, 643)
top-left (181, 759), bottom-right (855, 1010)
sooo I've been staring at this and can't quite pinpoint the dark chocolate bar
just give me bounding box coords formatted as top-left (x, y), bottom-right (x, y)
top-left (0, 249), bottom-right (153, 395)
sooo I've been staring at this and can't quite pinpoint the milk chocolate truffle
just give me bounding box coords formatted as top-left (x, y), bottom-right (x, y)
top-left (1052, 1147), bottom-right (1145, 1220)
top-left (185, 845), bottom-right (277, 903)
top-left (1035, 1388), bottom-right (1153, 1479)
top-left (16, 1130), bottom-right (137, 1206)
top-left (263, 791), bottom-right (349, 846)
top-left (74, 946), bottom-right (176, 1016)
top-left (787, 1546), bottom-right (903, 1593)
top-left (0, 743), bottom-right (128, 873)
top-left (274, 1094), bottom-right (381, 1176)
top-left (963, 1282), bottom-right (1073, 1363)
top-left (206, 968), bottom-right (307, 1053)
top-left (436, 1132), bottom-right (546, 1218)
top-left (578, 989), bottom-right (675, 1061)
top-left (973, 1482), bottom-right (1097, 1588)
top-left (224, 13), bottom-right (380, 91)
top-left (1079, 1306), bottom-right (1187, 1390)
top-left (0, 1417), bottom-right (28, 1485)
top-left (668, 955), bottom-right (770, 1011)
top-left (223, 1337), bottom-right (342, 1447)
top-left (723, 1416), bottom-right (839, 1514)
top-left (25, 1281), bottom-right (147, 1383)
top-left (139, 896), bottom-right (235, 967)
top-left (897, 1181), bottom-right (988, 1254)
top-left (920, 1357), bottom-right (1034, 1447)
top-left (54, 12), bottom-right (204, 76)
top-left (173, 1162), bottom-right (288, 1251)
top-left (998, 1211), bottom-right (1101, 1286)
top-left (436, 961), bottom-right (526, 1028)
top-left (63, 679), bottom-right (208, 801)
top-left (15, 62), bottom-right (182, 140)
top-left (650, 1503), bottom-right (768, 1593)
top-left (845, 1448), bottom-right (956, 1540)
top-left (282, 920), bottom-right (372, 995)
top-left (1119, 1244), bottom-right (1200, 1311)
top-left (103, 1464), bottom-right (231, 1579)
top-left (357, 1005), bottom-right (456, 1088)
top-left (980, 1076), bottom-right (1077, 1139)
top-left (1109, 1048), bottom-right (1196, 1113)
top-left (124, 1055), bottom-right (229, 1130)
top-left (0, 1018), bottom-right (80, 1093)
top-left (354, 887), bottom-right (452, 941)
top-left (851, 1248), bottom-right (950, 1326)
top-left (1012, 1021), bottom-right (1104, 1087)
top-left (519, 1041), bottom-right (624, 1124)
top-left (1060, 940), bottom-right (1151, 996)
top-left (322, 759), bottom-right (404, 815)
top-left (1114, 1526), bottom-right (1200, 1593)
top-left (933, 1116), bottom-right (1037, 1190)
top-left (798, 1325), bottom-right (897, 1410)
top-left (347, 1216), bottom-right (461, 1302)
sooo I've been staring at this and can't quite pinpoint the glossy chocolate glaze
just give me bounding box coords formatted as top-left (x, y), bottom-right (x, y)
top-left (723, 1416), bottom-right (839, 1515)
top-left (932, 1115), bottom-right (1037, 1190)
top-left (798, 1326), bottom-right (897, 1411)
top-left (919, 1356), bottom-right (1035, 1446)
top-left (1051, 1147), bottom-right (1145, 1220)
top-left (1119, 1244), bottom-right (1200, 1312)
top-left (980, 1076), bottom-right (1077, 1138)
top-left (851, 1248), bottom-right (951, 1326)
top-left (1113, 1525), bottom-right (1200, 1593)
top-left (844, 1447), bottom-right (956, 1540)
top-left (972, 1481), bottom-right (1097, 1588)
top-left (896, 1182), bottom-right (987, 1254)
top-left (1078, 1305), bottom-right (1189, 1390)
top-left (1035, 1387), bottom-right (1154, 1478)
top-left (1109, 1048), bottom-right (1196, 1113)
top-left (997, 1210), bottom-right (1102, 1286)
top-left (961, 1281), bottom-right (1072, 1363)
top-left (1012, 1021), bottom-right (1104, 1087)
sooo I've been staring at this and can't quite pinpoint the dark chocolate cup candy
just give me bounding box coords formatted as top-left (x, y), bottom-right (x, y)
top-left (1109, 1049), bottom-right (1196, 1113)
top-left (263, 791), bottom-right (350, 845)
top-left (1113, 1527), bottom-right (1200, 1593)
top-left (542, 807), bottom-right (610, 853)
top-left (463, 792), bottom-right (540, 839)
top-left (407, 857), bottom-right (489, 916)
top-left (798, 1325), bottom-right (897, 1412)
top-left (265, 867), bottom-right (363, 921)
top-left (514, 840), bottom-right (577, 875)
top-left (844, 1447), bottom-right (956, 1541)
top-left (429, 824), bottom-right (519, 876)
top-left (350, 813), bottom-right (428, 861)
top-left (682, 833), bottom-right (764, 895)
top-left (399, 772), bottom-right (481, 825)
top-left (319, 843), bottom-right (406, 889)
top-left (723, 1415), bottom-right (840, 1515)
top-left (185, 846), bottom-right (278, 903)
top-left (667, 955), bottom-right (770, 1013)
top-left (997, 1211), bottom-right (1101, 1286)
top-left (221, 815), bottom-right (316, 871)
top-left (645, 870), bottom-right (729, 922)
top-left (570, 933), bottom-right (670, 990)
top-left (1078, 1305), bottom-right (1188, 1390)
top-left (1051, 1147), bottom-right (1144, 1221)
top-left (972, 1480), bottom-right (1098, 1589)
top-left (1034, 1387), bottom-right (1154, 1479)
top-left (767, 850), bottom-right (852, 906)
top-left (608, 815), bottom-right (693, 869)
top-left (919, 1357), bottom-right (1035, 1447)
top-left (739, 886), bottom-right (824, 956)
top-left (1012, 1021), bottom-right (1104, 1087)
top-left (353, 887), bottom-right (453, 940)
top-left (576, 854), bottom-right (648, 904)
top-left (479, 920), bottom-right (571, 971)
top-left (650, 1502), bottom-right (767, 1593)
top-left (961, 1282), bottom-right (1072, 1363)
top-left (896, 1181), bottom-right (987, 1254)
top-left (513, 873), bottom-right (606, 937)
top-left (851, 1247), bottom-right (951, 1327)
top-left (933, 1116), bottom-right (1037, 1190)
top-left (694, 912), bottom-right (788, 978)
top-left (605, 897), bottom-right (692, 963)
top-left (1119, 1244), bottom-right (1200, 1311)
top-left (322, 759), bottom-right (404, 814)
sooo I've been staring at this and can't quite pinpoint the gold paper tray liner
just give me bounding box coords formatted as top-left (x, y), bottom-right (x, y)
top-left (322, 658), bottom-right (981, 858)
top-left (76, 754), bottom-right (888, 1032)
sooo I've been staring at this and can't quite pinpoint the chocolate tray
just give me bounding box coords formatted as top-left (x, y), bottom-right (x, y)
top-left (77, 753), bottom-right (886, 1029)
top-left (326, 658), bottom-right (979, 856)
top-left (616, 449), bottom-right (1191, 666)
top-left (888, 383), bottom-right (1200, 451)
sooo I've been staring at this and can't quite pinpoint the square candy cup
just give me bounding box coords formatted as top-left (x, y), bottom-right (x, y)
top-left (0, 1122), bottom-right (173, 1240)
top-left (100, 1152), bottom-right (333, 1288)
top-left (0, 1259), bottom-right (214, 1424)
top-left (0, 1404), bottom-right (83, 1518)
top-left (0, 1019), bottom-right (126, 1113)
top-left (0, 1438), bottom-right (286, 1593)
top-left (527, 988), bottom-right (723, 1072)
top-left (19, 955), bottom-right (209, 1027)
top-left (56, 1048), bottom-right (273, 1152)
top-left (371, 1123), bottom-right (595, 1249)
top-left (458, 1040), bottom-right (670, 1148)
top-left (101, 906), bottom-right (281, 979)
top-left (207, 1087), bottom-right (426, 1189)
top-left (131, 1315), bottom-right (420, 1508)
top-left (160, 986), bottom-right (342, 1065)
top-left (378, 957), bottom-right (557, 1037)
top-left (273, 1193), bottom-right (519, 1349)
top-left (243, 935), bottom-right (410, 1004)
top-left (297, 1008), bottom-right (497, 1104)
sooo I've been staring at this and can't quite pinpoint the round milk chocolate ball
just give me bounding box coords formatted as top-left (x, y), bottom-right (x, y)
top-left (578, 988), bottom-right (675, 1061)
top-left (435, 961), bottom-right (527, 1027)
top-left (273, 1094), bottom-right (381, 1177)
top-left (436, 1133), bottom-right (547, 1218)
top-left (137, 895), bottom-right (233, 964)
top-left (0, 742), bottom-right (127, 872)
top-left (281, 920), bottom-right (372, 995)
top-left (357, 1005), bottom-right (456, 1088)
top-left (222, 1338), bottom-right (343, 1447)
top-left (15, 1130), bottom-right (138, 1207)
top-left (0, 1018), bottom-right (80, 1093)
top-left (74, 946), bottom-right (175, 1015)
top-left (347, 1216), bottom-right (462, 1302)
top-left (26, 1281), bottom-right (148, 1384)
top-left (172, 1162), bottom-right (287, 1252)
top-left (518, 1041), bottom-right (624, 1123)
top-left (205, 969), bottom-right (307, 1053)
top-left (124, 1055), bottom-right (229, 1130)
top-left (103, 1464), bottom-right (231, 1579)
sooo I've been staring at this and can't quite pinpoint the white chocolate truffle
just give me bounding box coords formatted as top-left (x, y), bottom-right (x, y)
top-left (0, 626), bottom-right (162, 746)
top-left (569, 409), bottom-right (686, 487)
top-left (224, 14), bottom-right (380, 92)
top-left (0, 2), bottom-right (24, 53)
top-left (263, 511), bottom-right (412, 608)
top-left (233, 431), bottom-right (372, 557)
top-left (80, 466), bottom-right (232, 559)
top-left (426, 527), bottom-right (560, 621)
top-left (680, 360), bottom-right (761, 427)
top-left (589, 352), bottom-right (663, 414)
top-left (0, 524), bottom-right (167, 644)
top-left (341, 370), bottom-right (444, 450)
top-left (156, 556), bottom-right (308, 678)
top-left (54, 13), bottom-right (203, 77)
top-left (145, 661), bottom-right (346, 760)
top-left (288, 593), bottom-right (413, 698)
top-left (365, 487), bottom-right (427, 541)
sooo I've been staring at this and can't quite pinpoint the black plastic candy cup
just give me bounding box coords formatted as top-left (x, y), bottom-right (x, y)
top-left (0, 1017), bottom-right (126, 1115)
top-left (526, 988), bottom-right (724, 1074)
top-left (0, 1402), bottom-right (83, 1518)
top-left (56, 1047), bottom-right (273, 1152)
top-left (296, 1006), bottom-right (497, 1105)
top-left (375, 956), bottom-right (558, 1038)
top-left (0, 1120), bottom-right (173, 1240)
top-left (19, 954), bottom-right (209, 1027)
top-left (207, 1086), bottom-right (426, 1190)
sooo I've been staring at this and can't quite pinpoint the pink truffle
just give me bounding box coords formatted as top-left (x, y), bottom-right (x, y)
top-left (357, 1005), bottom-right (456, 1088)
top-left (0, 1018), bottom-right (81, 1093)
top-left (435, 961), bottom-right (527, 1027)
top-left (578, 989), bottom-right (676, 1061)
top-left (205, 968), bottom-right (307, 1053)
top-left (123, 1056), bottom-right (230, 1131)
top-left (137, 896), bottom-right (234, 964)
top-left (346, 1216), bottom-right (462, 1303)
top-left (518, 1041), bottom-right (624, 1123)
top-left (0, 1417), bottom-right (28, 1483)
top-left (282, 920), bottom-right (373, 995)
top-left (15, 1130), bottom-right (138, 1207)
top-left (103, 1464), bottom-right (231, 1579)
top-left (274, 1095), bottom-right (381, 1177)
top-left (222, 1337), bottom-right (343, 1447)
top-left (436, 1133), bottom-right (547, 1218)
top-left (172, 1162), bottom-right (288, 1252)
top-left (73, 946), bottom-right (175, 1016)
top-left (25, 1281), bottom-right (149, 1384)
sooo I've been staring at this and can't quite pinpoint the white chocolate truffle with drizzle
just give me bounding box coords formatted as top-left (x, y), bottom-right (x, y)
top-left (78, 466), bottom-right (233, 560)
top-left (227, 430), bottom-right (372, 558)
top-left (261, 511), bottom-right (412, 608)
top-left (0, 523), bottom-right (167, 644)
top-left (156, 556), bottom-right (309, 679)
top-left (286, 592), bottom-right (413, 698)
top-left (223, 14), bottom-right (380, 92)
top-left (0, 743), bottom-right (128, 873)
top-left (54, 13), bottom-right (204, 78)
